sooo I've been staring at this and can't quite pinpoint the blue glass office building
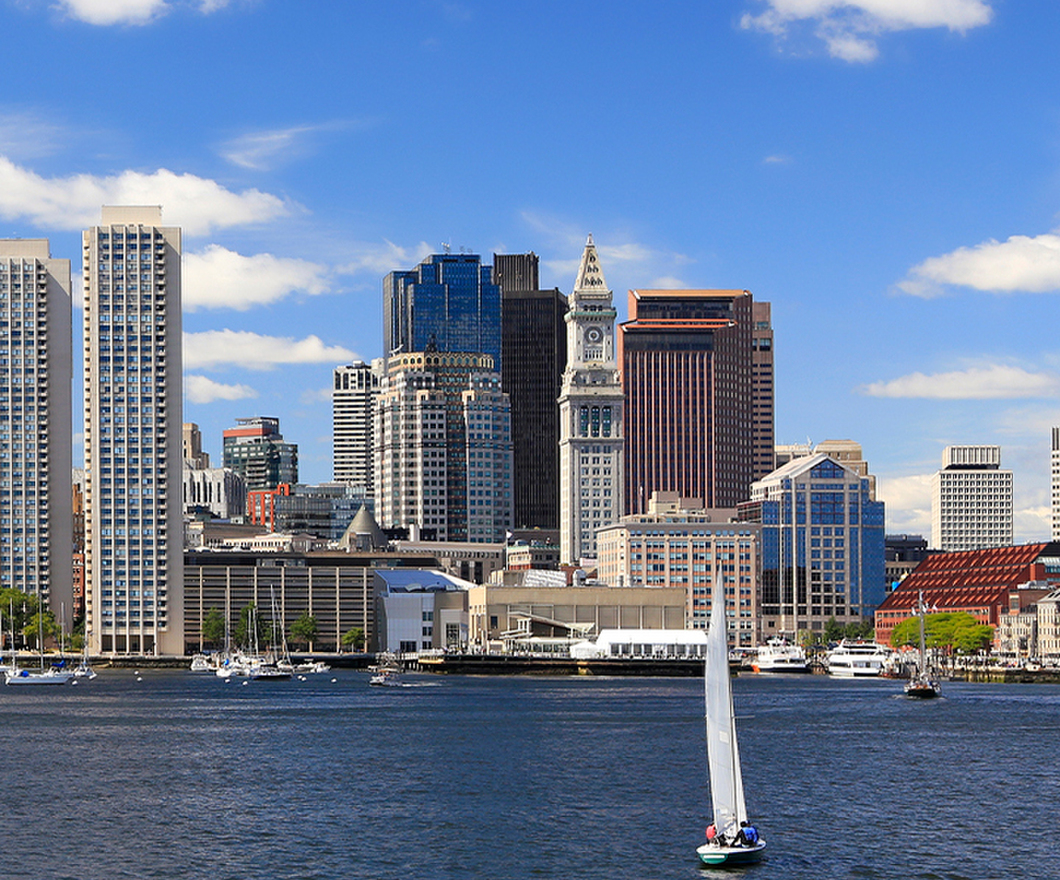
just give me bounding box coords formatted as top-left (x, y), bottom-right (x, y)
top-left (384, 253), bottom-right (502, 367)
top-left (737, 453), bottom-right (885, 638)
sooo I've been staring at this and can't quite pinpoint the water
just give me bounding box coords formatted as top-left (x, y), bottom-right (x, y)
top-left (1, 670), bottom-right (1058, 880)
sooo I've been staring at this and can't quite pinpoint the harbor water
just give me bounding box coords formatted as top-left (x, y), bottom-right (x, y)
top-left (1, 670), bottom-right (1058, 880)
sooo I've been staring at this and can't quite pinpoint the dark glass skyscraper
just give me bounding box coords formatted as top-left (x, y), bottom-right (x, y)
top-left (496, 253), bottom-right (567, 530)
top-left (384, 253), bottom-right (502, 367)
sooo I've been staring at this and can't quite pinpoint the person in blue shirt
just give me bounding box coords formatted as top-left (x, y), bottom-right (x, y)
top-left (734, 821), bottom-right (759, 847)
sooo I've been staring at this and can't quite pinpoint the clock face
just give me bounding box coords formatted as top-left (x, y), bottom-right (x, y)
top-left (585, 326), bottom-right (604, 345)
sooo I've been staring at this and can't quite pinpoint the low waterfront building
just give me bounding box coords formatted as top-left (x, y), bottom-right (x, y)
top-left (570, 628), bottom-right (708, 658)
top-left (595, 492), bottom-right (760, 646)
top-left (374, 569), bottom-right (471, 653)
top-left (1038, 589), bottom-right (1060, 660)
top-left (391, 538), bottom-right (506, 585)
top-left (873, 543), bottom-right (1060, 646)
top-left (183, 548), bottom-right (439, 654)
top-left (466, 582), bottom-right (686, 652)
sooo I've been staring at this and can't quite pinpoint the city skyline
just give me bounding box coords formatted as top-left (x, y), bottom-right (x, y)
top-left (1, 1), bottom-right (1058, 541)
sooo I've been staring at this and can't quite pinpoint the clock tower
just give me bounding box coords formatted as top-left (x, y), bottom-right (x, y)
top-left (558, 235), bottom-right (625, 565)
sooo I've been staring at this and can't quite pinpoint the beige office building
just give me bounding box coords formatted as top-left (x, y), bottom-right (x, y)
top-left (83, 207), bottom-right (184, 654)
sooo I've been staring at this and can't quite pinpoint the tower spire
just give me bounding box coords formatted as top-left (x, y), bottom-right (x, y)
top-left (573, 234), bottom-right (608, 294)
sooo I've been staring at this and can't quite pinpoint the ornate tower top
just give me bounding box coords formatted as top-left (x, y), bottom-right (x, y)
top-left (573, 234), bottom-right (609, 296)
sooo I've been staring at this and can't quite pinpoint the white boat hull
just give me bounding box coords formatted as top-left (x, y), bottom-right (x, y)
top-left (5, 669), bottom-right (75, 686)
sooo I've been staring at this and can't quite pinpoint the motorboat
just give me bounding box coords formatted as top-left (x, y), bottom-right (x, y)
top-left (751, 638), bottom-right (808, 673)
top-left (826, 639), bottom-right (893, 678)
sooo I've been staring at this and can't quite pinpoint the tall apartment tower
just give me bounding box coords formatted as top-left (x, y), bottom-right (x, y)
top-left (496, 252), bottom-right (567, 529)
top-left (83, 206), bottom-right (183, 655)
top-left (332, 359), bottom-right (383, 492)
top-left (374, 351), bottom-right (512, 543)
top-left (620, 289), bottom-right (758, 514)
top-left (383, 252), bottom-right (502, 367)
top-left (1053, 428), bottom-right (1060, 541)
top-left (931, 444), bottom-right (1013, 552)
top-left (0, 240), bottom-right (72, 612)
top-left (751, 301), bottom-right (775, 480)
top-left (222, 416), bottom-right (298, 491)
top-left (558, 236), bottom-right (624, 564)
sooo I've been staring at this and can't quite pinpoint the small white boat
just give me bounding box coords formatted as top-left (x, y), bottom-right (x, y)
top-left (5, 666), bottom-right (75, 686)
top-left (696, 591), bottom-right (766, 867)
top-left (826, 639), bottom-right (893, 678)
top-left (751, 638), bottom-right (808, 674)
top-left (369, 669), bottom-right (404, 687)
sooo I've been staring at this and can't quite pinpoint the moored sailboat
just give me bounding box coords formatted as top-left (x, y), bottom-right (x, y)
top-left (696, 590), bottom-right (766, 867)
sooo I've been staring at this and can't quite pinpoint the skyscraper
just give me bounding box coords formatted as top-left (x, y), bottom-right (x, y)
top-left (1052, 427), bottom-right (1060, 541)
top-left (0, 239), bottom-right (72, 611)
top-left (738, 453), bottom-right (886, 635)
top-left (620, 288), bottom-right (761, 514)
top-left (222, 416), bottom-right (298, 491)
top-left (383, 252), bottom-right (502, 366)
top-left (751, 301), bottom-right (775, 480)
top-left (558, 236), bottom-right (624, 564)
top-left (496, 252), bottom-right (567, 530)
top-left (374, 350), bottom-right (512, 543)
top-left (332, 359), bottom-right (383, 492)
top-left (83, 206), bottom-right (183, 655)
top-left (931, 444), bottom-right (1013, 551)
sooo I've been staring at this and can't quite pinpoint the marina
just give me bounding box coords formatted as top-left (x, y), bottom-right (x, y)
top-left (2, 669), bottom-right (1058, 879)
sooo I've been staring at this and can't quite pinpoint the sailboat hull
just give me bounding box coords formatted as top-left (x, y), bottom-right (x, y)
top-left (697, 840), bottom-right (766, 866)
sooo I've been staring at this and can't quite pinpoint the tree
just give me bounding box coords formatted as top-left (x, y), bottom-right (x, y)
top-left (823, 617), bottom-right (845, 644)
top-left (290, 612), bottom-right (319, 650)
top-left (21, 610), bottom-right (59, 650)
top-left (890, 610), bottom-right (994, 655)
top-left (342, 627), bottom-right (366, 652)
top-left (201, 608), bottom-right (226, 648)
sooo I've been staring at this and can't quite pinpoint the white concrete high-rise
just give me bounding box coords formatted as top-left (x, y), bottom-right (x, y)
top-left (83, 207), bottom-right (184, 655)
top-left (0, 240), bottom-right (72, 611)
top-left (558, 236), bottom-right (624, 565)
top-left (931, 444), bottom-right (1013, 552)
top-left (333, 359), bottom-right (383, 492)
top-left (1053, 428), bottom-right (1060, 541)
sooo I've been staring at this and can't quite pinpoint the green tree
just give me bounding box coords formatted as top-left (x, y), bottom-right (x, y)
top-left (342, 627), bottom-right (366, 652)
top-left (21, 610), bottom-right (59, 650)
top-left (0, 588), bottom-right (39, 642)
top-left (823, 617), bottom-right (845, 644)
top-left (201, 608), bottom-right (226, 648)
top-left (890, 610), bottom-right (994, 655)
top-left (290, 612), bottom-right (318, 650)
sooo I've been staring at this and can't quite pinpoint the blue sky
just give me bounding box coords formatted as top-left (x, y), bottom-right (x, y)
top-left (2, 0), bottom-right (1059, 541)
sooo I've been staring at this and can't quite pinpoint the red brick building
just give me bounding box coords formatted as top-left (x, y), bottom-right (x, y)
top-left (874, 543), bottom-right (1060, 646)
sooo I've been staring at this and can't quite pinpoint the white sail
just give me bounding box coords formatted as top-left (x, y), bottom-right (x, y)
top-left (705, 591), bottom-right (746, 840)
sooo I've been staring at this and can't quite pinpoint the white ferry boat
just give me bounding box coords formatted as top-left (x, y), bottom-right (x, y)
top-left (826, 640), bottom-right (893, 678)
top-left (751, 638), bottom-right (809, 674)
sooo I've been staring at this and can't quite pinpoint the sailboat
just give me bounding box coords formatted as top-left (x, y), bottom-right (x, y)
top-left (696, 590), bottom-right (766, 867)
top-left (904, 591), bottom-right (940, 699)
top-left (5, 600), bottom-right (74, 686)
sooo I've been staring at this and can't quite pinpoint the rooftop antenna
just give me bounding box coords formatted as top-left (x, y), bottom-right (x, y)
top-left (442, 241), bottom-right (451, 254)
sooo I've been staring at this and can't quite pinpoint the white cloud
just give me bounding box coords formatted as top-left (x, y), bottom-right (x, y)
top-left (300, 387), bottom-right (334, 405)
top-left (221, 120), bottom-right (364, 171)
top-left (0, 112), bottom-right (67, 160)
top-left (183, 329), bottom-right (356, 371)
top-left (860, 363), bottom-right (1060, 399)
top-left (184, 245), bottom-right (330, 312)
top-left (763, 154), bottom-right (793, 165)
top-left (57, 0), bottom-right (169, 26)
top-left (741, 0), bottom-right (994, 62)
top-left (877, 472), bottom-right (932, 534)
top-left (0, 156), bottom-right (290, 235)
top-left (184, 374), bottom-right (258, 404)
top-left (335, 240), bottom-right (434, 278)
top-left (898, 230), bottom-right (1060, 297)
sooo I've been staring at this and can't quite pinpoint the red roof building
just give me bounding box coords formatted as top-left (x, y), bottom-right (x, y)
top-left (874, 543), bottom-right (1060, 646)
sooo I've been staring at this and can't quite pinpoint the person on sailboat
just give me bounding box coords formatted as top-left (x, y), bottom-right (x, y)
top-left (734, 821), bottom-right (759, 847)
top-left (705, 824), bottom-right (717, 842)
